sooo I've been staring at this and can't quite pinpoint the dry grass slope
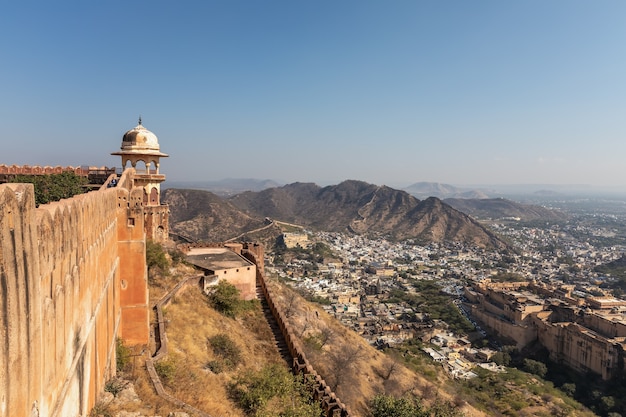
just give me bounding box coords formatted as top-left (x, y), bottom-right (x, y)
top-left (264, 278), bottom-right (486, 417)
top-left (115, 259), bottom-right (592, 417)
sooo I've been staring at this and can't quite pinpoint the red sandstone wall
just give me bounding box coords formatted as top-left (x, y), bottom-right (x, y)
top-left (116, 171), bottom-right (150, 345)
top-left (0, 183), bottom-right (121, 417)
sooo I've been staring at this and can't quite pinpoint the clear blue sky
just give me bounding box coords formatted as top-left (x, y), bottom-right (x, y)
top-left (2, 1), bottom-right (625, 188)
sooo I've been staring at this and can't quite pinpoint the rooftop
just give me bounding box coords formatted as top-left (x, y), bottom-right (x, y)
top-left (186, 248), bottom-right (253, 271)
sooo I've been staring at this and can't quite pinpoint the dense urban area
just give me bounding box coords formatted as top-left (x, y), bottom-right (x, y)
top-left (267, 198), bottom-right (626, 416)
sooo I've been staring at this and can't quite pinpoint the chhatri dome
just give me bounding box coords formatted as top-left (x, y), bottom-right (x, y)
top-left (116, 117), bottom-right (168, 156)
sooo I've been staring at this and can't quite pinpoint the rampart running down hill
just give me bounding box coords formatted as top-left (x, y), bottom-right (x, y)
top-left (0, 168), bottom-right (152, 417)
top-left (243, 246), bottom-right (351, 416)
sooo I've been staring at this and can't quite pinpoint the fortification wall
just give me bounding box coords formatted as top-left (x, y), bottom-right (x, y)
top-left (535, 319), bottom-right (623, 380)
top-left (115, 172), bottom-right (150, 346)
top-left (581, 312), bottom-right (626, 338)
top-left (468, 305), bottom-right (537, 349)
top-left (0, 182), bottom-right (123, 417)
top-left (243, 248), bottom-right (350, 417)
top-left (0, 164), bottom-right (117, 186)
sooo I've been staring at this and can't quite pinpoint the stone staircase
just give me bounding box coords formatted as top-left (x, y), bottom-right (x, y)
top-left (256, 284), bottom-right (293, 365)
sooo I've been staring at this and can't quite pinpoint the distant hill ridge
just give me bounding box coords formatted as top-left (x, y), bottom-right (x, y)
top-left (444, 197), bottom-right (570, 222)
top-left (222, 180), bottom-right (510, 249)
top-left (403, 181), bottom-right (490, 199)
top-left (165, 178), bottom-right (281, 196)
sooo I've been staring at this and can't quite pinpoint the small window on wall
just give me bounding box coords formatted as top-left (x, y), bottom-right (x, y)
top-left (128, 217), bottom-right (135, 227)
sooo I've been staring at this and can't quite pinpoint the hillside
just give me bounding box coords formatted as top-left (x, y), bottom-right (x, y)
top-left (163, 188), bottom-right (270, 242)
top-left (129, 260), bottom-right (485, 417)
top-left (229, 180), bottom-right (510, 249)
top-left (110, 257), bottom-right (594, 417)
top-left (443, 197), bottom-right (570, 222)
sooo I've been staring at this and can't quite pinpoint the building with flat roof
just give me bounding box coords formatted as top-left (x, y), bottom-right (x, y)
top-left (186, 247), bottom-right (256, 300)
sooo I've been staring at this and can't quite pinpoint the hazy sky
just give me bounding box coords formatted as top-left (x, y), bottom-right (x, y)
top-left (2, 1), bottom-right (625, 188)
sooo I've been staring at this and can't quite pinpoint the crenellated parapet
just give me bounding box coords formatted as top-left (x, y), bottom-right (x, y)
top-left (0, 119), bottom-right (169, 416)
top-left (0, 164), bottom-right (116, 185)
top-left (0, 182), bottom-right (121, 417)
top-left (244, 248), bottom-right (350, 417)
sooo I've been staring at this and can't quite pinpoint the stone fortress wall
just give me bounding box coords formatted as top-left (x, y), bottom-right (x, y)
top-left (0, 164), bottom-right (117, 185)
top-left (465, 280), bottom-right (626, 380)
top-left (0, 167), bottom-right (150, 417)
top-left (242, 246), bottom-right (350, 417)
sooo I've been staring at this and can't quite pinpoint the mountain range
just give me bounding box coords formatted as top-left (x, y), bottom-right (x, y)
top-left (164, 180), bottom-right (513, 249)
top-left (164, 188), bottom-right (269, 242)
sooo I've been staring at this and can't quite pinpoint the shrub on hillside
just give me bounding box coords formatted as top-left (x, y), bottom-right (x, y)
top-left (154, 357), bottom-right (177, 384)
top-left (523, 358), bottom-right (548, 378)
top-left (168, 247), bottom-right (187, 265)
top-left (146, 240), bottom-right (169, 278)
top-left (116, 338), bottom-right (132, 373)
top-left (370, 394), bottom-right (426, 417)
top-left (370, 394), bottom-right (464, 417)
top-left (208, 333), bottom-right (242, 370)
top-left (207, 280), bottom-right (256, 318)
top-left (208, 280), bottom-right (241, 317)
top-left (229, 364), bottom-right (321, 417)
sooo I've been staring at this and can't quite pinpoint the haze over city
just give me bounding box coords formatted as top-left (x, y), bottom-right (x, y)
top-left (2, 1), bottom-right (625, 189)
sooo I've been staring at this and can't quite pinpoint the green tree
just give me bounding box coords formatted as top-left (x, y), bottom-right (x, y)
top-left (600, 396), bottom-right (616, 413)
top-left (13, 172), bottom-right (87, 206)
top-left (230, 364), bottom-right (321, 417)
top-left (146, 240), bottom-right (169, 278)
top-left (370, 394), bottom-right (426, 417)
top-left (209, 280), bottom-right (242, 318)
top-left (491, 351), bottom-right (511, 367)
top-left (523, 359), bottom-right (548, 378)
top-left (561, 382), bottom-right (576, 397)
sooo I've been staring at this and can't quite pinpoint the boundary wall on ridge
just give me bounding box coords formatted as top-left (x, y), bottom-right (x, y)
top-left (242, 246), bottom-right (350, 417)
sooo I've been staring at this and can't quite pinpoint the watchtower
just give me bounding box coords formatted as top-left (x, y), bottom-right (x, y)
top-left (112, 118), bottom-right (169, 241)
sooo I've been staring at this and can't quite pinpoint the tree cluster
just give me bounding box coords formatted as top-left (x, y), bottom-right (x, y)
top-left (370, 394), bottom-right (464, 417)
top-left (12, 172), bottom-right (87, 206)
top-left (229, 364), bottom-right (322, 417)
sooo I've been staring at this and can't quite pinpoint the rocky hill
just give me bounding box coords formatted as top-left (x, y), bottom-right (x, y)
top-left (229, 180), bottom-right (510, 249)
top-left (443, 197), bottom-right (570, 222)
top-left (163, 188), bottom-right (270, 242)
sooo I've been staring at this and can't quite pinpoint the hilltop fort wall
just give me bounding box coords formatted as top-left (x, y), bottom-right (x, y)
top-left (243, 246), bottom-right (350, 417)
top-left (0, 168), bottom-right (150, 417)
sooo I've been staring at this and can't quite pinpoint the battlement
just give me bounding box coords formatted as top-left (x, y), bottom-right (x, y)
top-left (0, 164), bottom-right (117, 185)
top-left (0, 165), bottom-right (158, 417)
